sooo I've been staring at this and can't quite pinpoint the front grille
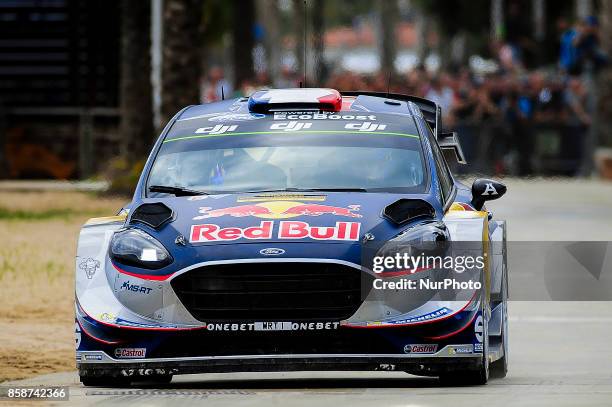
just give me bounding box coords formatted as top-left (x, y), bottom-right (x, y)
top-left (170, 262), bottom-right (363, 322)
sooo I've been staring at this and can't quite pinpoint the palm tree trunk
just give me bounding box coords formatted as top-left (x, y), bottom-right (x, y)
top-left (378, 0), bottom-right (397, 76)
top-left (161, 0), bottom-right (202, 123)
top-left (257, 0), bottom-right (281, 85)
top-left (311, 0), bottom-right (325, 85)
top-left (293, 0), bottom-right (305, 84)
top-left (119, 0), bottom-right (153, 159)
top-left (232, 0), bottom-right (255, 91)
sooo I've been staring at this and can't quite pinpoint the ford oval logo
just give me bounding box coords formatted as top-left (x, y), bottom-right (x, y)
top-left (260, 248), bottom-right (285, 256)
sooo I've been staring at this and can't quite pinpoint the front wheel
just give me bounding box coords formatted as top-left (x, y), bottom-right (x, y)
top-left (439, 313), bottom-right (489, 386)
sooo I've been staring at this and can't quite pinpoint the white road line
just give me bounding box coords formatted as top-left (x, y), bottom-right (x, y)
top-left (509, 316), bottom-right (612, 322)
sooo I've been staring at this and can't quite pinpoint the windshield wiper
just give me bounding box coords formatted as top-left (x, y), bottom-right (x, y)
top-left (244, 187), bottom-right (368, 193)
top-left (149, 185), bottom-right (208, 197)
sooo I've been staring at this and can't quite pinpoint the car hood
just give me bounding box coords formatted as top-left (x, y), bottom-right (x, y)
top-left (139, 191), bottom-right (439, 247)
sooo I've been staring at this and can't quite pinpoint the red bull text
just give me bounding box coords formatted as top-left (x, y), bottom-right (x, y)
top-left (190, 221), bottom-right (361, 242)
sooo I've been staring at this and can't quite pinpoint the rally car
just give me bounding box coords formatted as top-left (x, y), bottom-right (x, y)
top-left (75, 88), bottom-right (508, 386)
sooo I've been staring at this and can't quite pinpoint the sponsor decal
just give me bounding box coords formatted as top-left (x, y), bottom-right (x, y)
top-left (237, 194), bottom-right (326, 202)
top-left (481, 182), bottom-right (499, 196)
top-left (474, 315), bottom-right (484, 343)
top-left (114, 348), bottom-right (146, 359)
top-left (113, 318), bottom-right (176, 329)
top-left (79, 257), bottom-right (100, 279)
top-left (474, 314), bottom-right (484, 352)
top-left (191, 221), bottom-right (273, 242)
top-left (344, 122), bottom-right (387, 132)
top-left (387, 307), bottom-right (452, 324)
top-left (403, 344), bottom-right (438, 354)
top-left (448, 345), bottom-right (473, 355)
top-left (273, 112), bottom-right (377, 121)
top-left (99, 312), bottom-right (117, 323)
top-left (208, 113), bottom-right (265, 122)
top-left (75, 323), bottom-right (81, 349)
top-left (259, 248), bottom-right (285, 256)
top-left (449, 202), bottom-right (476, 211)
top-left (193, 201), bottom-right (361, 220)
top-left (190, 221), bottom-right (360, 242)
top-left (187, 194), bottom-right (229, 201)
top-left (120, 281), bottom-right (153, 295)
top-left (205, 321), bottom-right (341, 332)
top-left (269, 121), bottom-right (312, 131)
top-left (194, 124), bottom-right (237, 135)
top-left (376, 364), bottom-right (396, 371)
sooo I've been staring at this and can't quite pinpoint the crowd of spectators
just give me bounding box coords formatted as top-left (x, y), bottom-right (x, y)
top-left (199, 16), bottom-right (607, 175)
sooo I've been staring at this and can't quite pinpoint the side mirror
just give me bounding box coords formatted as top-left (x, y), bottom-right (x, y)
top-left (471, 179), bottom-right (506, 210)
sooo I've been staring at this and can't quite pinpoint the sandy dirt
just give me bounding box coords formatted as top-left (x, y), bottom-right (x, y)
top-left (0, 191), bottom-right (126, 382)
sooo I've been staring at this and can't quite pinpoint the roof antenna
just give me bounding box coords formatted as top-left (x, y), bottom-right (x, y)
top-left (303, 0), bottom-right (307, 88)
top-left (386, 72), bottom-right (391, 98)
top-left (221, 86), bottom-right (225, 100)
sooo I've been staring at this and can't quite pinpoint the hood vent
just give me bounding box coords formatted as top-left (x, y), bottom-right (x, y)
top-left (129, 202), bottom-right (173, 229)
top-left (383, 199), bottom-right (435, 225)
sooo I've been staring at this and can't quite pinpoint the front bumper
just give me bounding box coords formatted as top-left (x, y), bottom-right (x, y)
top-left (77, 351), bottom-right (482, 378)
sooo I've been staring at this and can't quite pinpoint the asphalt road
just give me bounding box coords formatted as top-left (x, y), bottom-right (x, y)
top-left (3, 178), bottom-right (612, 406)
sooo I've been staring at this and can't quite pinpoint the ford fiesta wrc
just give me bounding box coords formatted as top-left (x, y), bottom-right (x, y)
top-left (75, 88), bottom-right (509, 386)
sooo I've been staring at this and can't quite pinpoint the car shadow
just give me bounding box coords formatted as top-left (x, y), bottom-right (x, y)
top-left (128, 374), bottom-right (490, 390)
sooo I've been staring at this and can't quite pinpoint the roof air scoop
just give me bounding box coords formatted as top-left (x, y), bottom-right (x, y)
top-left (248, 88), bottom-right (342, 113)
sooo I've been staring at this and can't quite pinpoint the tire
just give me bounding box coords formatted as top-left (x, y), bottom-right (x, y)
top-left (490, 298), bottom-right (508, 379)
top-left (80, 375), bottom-right (132, 388)
top-left (439, 311), bottom-right (490, 386)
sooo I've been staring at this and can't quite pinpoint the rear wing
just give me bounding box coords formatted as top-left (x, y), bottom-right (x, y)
top-left (341, 91), bottom-right (440, 133)
top-left (340, 91), bottom-right (466, 164)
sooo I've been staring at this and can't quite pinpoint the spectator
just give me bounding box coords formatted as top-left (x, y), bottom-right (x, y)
top-left (560, 16), bottom-right (608, 75)
top-left (200, 66), bottom-right (233, 103)
top-left (425, 75), bottom-right (454, 121)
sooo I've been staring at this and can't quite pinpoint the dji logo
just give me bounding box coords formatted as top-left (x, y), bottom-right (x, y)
top-left (269, 121), bottom-right (313, 131)
top-left (195, 124), bottom-right (238, 134)
top-left (345, 122), bottom-right (387, 132)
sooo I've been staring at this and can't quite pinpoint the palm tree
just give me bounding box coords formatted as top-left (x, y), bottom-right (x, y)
top-left (119, 0), bottom-right (154, 159)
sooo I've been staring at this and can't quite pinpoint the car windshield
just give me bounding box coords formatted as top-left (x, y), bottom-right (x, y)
top-left (147, 113), bottom-right (426, 195)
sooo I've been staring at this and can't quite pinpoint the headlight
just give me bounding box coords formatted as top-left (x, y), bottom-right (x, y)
top-left (109, 228), bottom-right (173, 269)
top-left (372, 221), bottom-right (450, 271)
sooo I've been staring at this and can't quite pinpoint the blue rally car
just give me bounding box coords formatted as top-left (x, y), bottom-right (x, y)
top-left (75, 88), bottom-right (508, 386)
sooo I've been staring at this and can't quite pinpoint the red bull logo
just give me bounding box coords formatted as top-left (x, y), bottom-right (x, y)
top-left (193, 201), bottom-right (361, 220)
top-left (190, 221), bottom-right (360, 242)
